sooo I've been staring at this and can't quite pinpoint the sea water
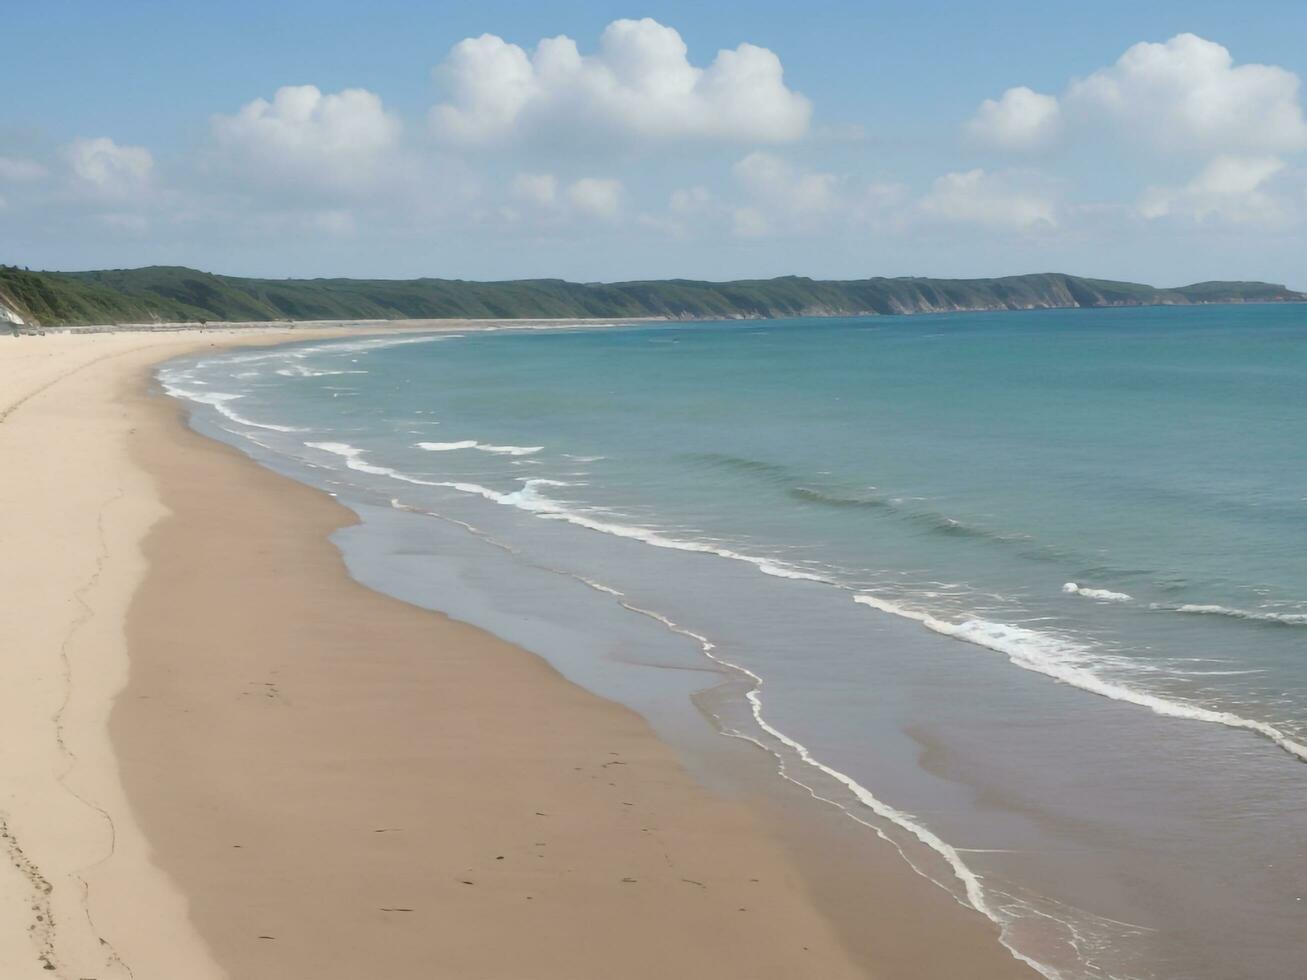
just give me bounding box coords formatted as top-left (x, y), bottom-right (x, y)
top-left (161, 306), bottom-right (1307, 980)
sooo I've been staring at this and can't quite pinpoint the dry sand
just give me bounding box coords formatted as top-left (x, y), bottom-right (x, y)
top-left (0, 326), bottom-right (1036, 979)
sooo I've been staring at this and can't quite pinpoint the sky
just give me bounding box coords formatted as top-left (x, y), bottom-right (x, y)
top-left (3, 0), bottom-right (1307, 287)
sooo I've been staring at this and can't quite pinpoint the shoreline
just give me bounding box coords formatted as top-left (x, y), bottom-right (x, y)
top-left (1, 326), bottom-right (1034, 978)
top-left (9, 295), bottom-right (1307, 337)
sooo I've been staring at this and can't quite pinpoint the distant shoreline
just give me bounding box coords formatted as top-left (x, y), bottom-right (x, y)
top-left (3, 264), bottom-right (1303, 329)
top-left (5, 298), bottom-right (1304, 338)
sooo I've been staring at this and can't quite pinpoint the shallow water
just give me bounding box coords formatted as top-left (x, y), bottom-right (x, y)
top-left (161, 307), bottom-right (1307, 979)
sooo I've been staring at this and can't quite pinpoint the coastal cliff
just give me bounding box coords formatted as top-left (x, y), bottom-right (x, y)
top-left (1, 265), bottom-right (1302, 327)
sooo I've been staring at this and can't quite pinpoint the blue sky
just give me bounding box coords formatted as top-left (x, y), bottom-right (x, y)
top-left (3, 1), bottom-right (1306, 287)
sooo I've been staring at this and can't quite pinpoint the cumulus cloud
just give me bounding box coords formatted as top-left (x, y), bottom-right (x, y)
top-left (966, 86), bottom-right (1061, 150)
top-left (0, 157), bottom-right (48, 181)
top-left (1067, 34), bottom-right (1307, 154)
top-left (920, 169), bottom-right (1058, 230)
top-left (1139, 155), bottom-right (1289, 223)
top-left (429, 18), bottom-right (810, 145)
top-left (970, 34), bottom-right (1307, 157)
top-left (211, 85), bottom-right (402, 191)
top-left (66, 137), bottom-right (153, 199)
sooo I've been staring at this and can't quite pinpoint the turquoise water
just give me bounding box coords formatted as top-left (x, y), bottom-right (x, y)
top-left (162, 306), bottom-right (1307, 980)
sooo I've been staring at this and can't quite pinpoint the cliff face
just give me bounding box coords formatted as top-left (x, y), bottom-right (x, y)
top-left (0, 283), bottom-right (29, 326)
top-left (2, 265), bottom-right (1303, 327)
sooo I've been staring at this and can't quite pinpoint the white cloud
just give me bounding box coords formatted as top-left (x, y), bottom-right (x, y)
top-left (566, 177), bottom-right (622, 220)
top-left (0, 157), bottom-right (48, 181)
top-left (429, 18), bottom-right (810, 145)
top-left (1139, 155), bottom-right (1289, 223)
top-left (1067, 34), bottom-right (1307, 155)
top-left (969, 34), bottom-right (1307, 158)
top-left (211, 85), bottom-right (401, 191)
top-left (966, 86), bottom-right (1061, 150)
top-left (66, 137), bottom-right (153, 199)
top-left (920, 169), bottom-right (1057, 230)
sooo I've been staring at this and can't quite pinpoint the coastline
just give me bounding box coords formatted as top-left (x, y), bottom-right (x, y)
top-left (0, 326), bottom-right (1034, 978)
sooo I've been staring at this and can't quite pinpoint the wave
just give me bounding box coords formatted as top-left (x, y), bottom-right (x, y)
top-left (1062, 580), bottom-right (1307, 626)
top-left (686, 454), bottom-right (1027, 547)
top-left (852, 594), bottom-right (1307, 763)
top-left (297, 333), bottom-right (461, 356)
top-left (161, 383), bottom-right (307, 433)
top-left (184, 334), bottom-right (458, 379)
top-left (417, 440), bottom-right (543, 456)
top-left (684, 452), bottom-right (793, 483)
top-left (1168, 604), bottom-right (1307, 626)
top-left (325, 452), bottom-right (831, 585)
top-left (306, 441), bottom-right (443, 485)
top-left (1062, 582), bottom-right (1133, 603)
top-left (274, 364), bottom-right (367, 378)
top-left (790, 486), bottom-right (1029, 546)
top-left (790, 486), bottom-right (892, 510)
top-left (479, 483), bottom-right (830, 583)
top-left (1063, 582), bottom-right (1307, 628)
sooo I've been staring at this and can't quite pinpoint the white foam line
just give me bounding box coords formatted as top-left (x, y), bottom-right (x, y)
top-left (306, 441), bottom-right (444, 484)
top-left (1168, 603), bottom-right (1307, 626)
top-left (1064, 581), bottom-right (1307, 626)
top-left (162, 383), bottom-right (307, 432)
top-left (275, 364), bottom-right (368, 378)
top-left (853, 594), bottom-right (1307, 763)
top-left (297, 333), bottom-right (461, 356)
top-left (1062, 582), bottom-right (1133, 603)
top-left (392, 473), bottom-right (828, 582)
top-left (417, 440), bottom-right (543, 456)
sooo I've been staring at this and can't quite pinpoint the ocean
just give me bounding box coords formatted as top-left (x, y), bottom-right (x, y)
top-left (160, 305), bottom-right (1307, 980)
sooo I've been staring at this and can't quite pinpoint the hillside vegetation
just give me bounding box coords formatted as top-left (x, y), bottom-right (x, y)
top-left (1, 265), bottom-right (1303, 327)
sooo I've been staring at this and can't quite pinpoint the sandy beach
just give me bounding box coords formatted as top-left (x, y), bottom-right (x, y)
top-left (0, 326), bottom-right (1034, 979)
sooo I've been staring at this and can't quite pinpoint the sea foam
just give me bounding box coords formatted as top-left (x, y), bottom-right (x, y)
top-left (161, 383), bottom-right (307, 433)
top-left (417, 440), bottom-right (543, 456)
top-left (852, 594), bottom-right (1307, 762)
top-left (1062, 582), bottom-right (1133, 602)
top-left (1168, 603), bottom-right (1307, 626)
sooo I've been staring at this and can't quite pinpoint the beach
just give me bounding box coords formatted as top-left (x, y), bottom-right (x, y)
top-left (0, 326), bottom-right (1033, 979)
